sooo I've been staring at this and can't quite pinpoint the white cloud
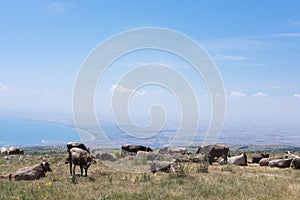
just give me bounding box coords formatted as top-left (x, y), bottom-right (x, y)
top-left (230, 91), bottom-right (246, 97)
top-left (253, 92), bottom-right (267, 97)
top-left (214, 55), bottom-right (248, 61)
top-left (110, 84), bottom-right (147, 96)
top-left (272, 33), bottom-right (300, 37)
top-left (293, 94), bottom-right (300, 98)
top-left (0, 82), bottom-right (9, 91)
top-left (46, 3), bottom-right (65, 13)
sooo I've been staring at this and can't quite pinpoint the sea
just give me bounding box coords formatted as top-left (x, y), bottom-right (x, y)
top-left (0, 118), bottom-right (299, 148)
top-left (0, 118), bottom-right (80, 146)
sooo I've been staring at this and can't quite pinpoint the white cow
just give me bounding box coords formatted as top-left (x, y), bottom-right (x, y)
top-left (220, 153), bottom-right (247, 166)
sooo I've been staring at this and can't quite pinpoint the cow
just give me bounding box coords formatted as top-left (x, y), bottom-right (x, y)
top-left (67, 142), bottom-right (90, 153)
top-left (8, 147), bottom-right (24, 155)
top-left (196, 144), bottom-right (229, 165)
top-left (268, 158), bottom-right (293, 168)
top-left (220, 152), bottom-right (247, 166)
top-left (290, 156), bottom-right (300, 170)
top-left (259, 156), bottom-right (283, 166)
top-left (1, 147), bottom-right (8, 155)
top-left (190, 154), bottom-right (207, 163)
top-left (9, 161), bottom-right (52, 181)
top-left (285, 151), bottom-right (297, 159)
top-left (121, 144), bottom-right (152, 156)
top-left (95, 152), bottom-right (118, 162)
top-left (68, 147), bottom-right (96, 177)
top-left (150, 160), bottom-right (175, 173)
top-left (158, 147), bottom-right (188, 156)
top-left (251, 153), bottom-right (269, 163)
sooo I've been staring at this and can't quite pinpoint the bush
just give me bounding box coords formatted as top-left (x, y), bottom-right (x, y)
top-left (197, 161), bottom-right (209, 173)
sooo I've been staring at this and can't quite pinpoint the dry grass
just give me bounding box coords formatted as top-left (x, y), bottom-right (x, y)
top-left (0, 151), bottom-right (300, 200)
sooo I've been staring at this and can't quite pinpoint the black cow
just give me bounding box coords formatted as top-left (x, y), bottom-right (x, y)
top-left (67, 142), bottom-right (90, 153)
top-left (8, 147), bottom-right (24, 155)
top-left (121, 144), bottom-right (152, 156)
top-left (251, 153), bottom-right (269, 163)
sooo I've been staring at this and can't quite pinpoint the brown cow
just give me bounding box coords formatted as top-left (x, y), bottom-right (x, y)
top-left (196, 144), bottom-right (229, 165)
top-left (68, 148), bottom-right (96, 177)
top-left (8, 147), bottom-right (24, 155)
top-left (9, 161), bottom-right (52, 181)
top-left (150, 160), bottom-right (175, 173)
top-left (268, 158), bottom-right (293, 168)
top-left (259, 156), bottom-right (284, 166)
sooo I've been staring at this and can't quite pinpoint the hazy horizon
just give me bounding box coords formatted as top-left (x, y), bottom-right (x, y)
top-left (1, 1), bottom-right (300, 145)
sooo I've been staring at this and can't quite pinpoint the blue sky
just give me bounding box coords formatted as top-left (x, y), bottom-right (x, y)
top-left (0, 1), bottom-right (300, 127)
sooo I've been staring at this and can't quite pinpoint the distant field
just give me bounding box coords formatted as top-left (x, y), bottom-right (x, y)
top-left (0, 149), bottom-right (300, 200)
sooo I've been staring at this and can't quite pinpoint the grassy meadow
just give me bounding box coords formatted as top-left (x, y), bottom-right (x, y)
top-left (0, 150), bottom-right (300, 200)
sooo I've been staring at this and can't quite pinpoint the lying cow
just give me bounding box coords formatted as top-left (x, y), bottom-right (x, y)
top-left (68, 147), bottom-right (96, 177)
top-left (196, 144), bottom-right (229, 165)
top-left (67, 142), bottom-right (90, 153)
top-left (121, 144), bottom-right (152, 156)
top-left (251, 153), bottom-right (269, 163)
top-left (268, 158), bottom-right (292, 168)
top-left (1, 147), bottom-right (8, 155)
top-left (259, 156), bottom-right (283, 166)
top-left (8, 147), bottom-right (24, 155)
top-left (290, 156), bottom-right (300, 169)
top-left (150, 160), bottom-right (175, 173)
top-left (285, 151), bottom-right (297, 159)
top-left (9, 161), bottom-right (52, 181)
top-left (220, 152), bottom-right (247, 166)
top-left (158, 147), bottom-right (188, 156)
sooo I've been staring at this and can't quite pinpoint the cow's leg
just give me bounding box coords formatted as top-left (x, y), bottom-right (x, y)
top-left (224, 153), bottom-right (228, 164)
top-left (69, 152), bottom-right (73, 176)
top-left (80, 165), bottom-right (83, 176)
top-left (209, 155), bottom-right (213, 165)
top-left (84, 168), bottom-right (88, 177)
top-left (73, 165), bottom-right (76, 176)
top-left (69, 162), bottom-right (73, 176)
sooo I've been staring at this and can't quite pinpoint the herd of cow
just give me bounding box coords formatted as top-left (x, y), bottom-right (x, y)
top-left (1, 143), bottom-right (300, 181)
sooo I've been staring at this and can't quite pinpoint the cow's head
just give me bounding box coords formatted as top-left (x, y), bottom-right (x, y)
top-left (86, 154), bottom-right (97, 167)
top-left (146, 147), bottom-right (153, 152)
top-left (262, 153), bottom-right (270, 158)
top-left (42, 161), bottom-right (52, 172)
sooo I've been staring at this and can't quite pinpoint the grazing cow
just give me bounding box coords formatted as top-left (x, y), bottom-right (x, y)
top-left (196, 144), bottom-right (229, 165)
top-left (251, 153), bottom-right (269, 163)
top-left (268, 158), bottom-right (293, 168)
top-left (67, 142), bottom-right (90, 153)
top-left (8, 147), bottom-right (24, 155)
top-left (259, 156), bottom-right (284, 166)
top-left (1, 147), bottom-right (8, 155)
top-left (9, 161), bottom-right (52, 181)
top-left (158, 147), bottom-right (188, 156)
top-left (220, 152), bottom-right (248, 166)
top-left (68, 148), bottom-right (96, 177)
top-left (121, 144), bottom-right (152, 156)
top-left (290, 156), bottom-right (300, 169)
top-left (150, 160), bottom-right (175, 173)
